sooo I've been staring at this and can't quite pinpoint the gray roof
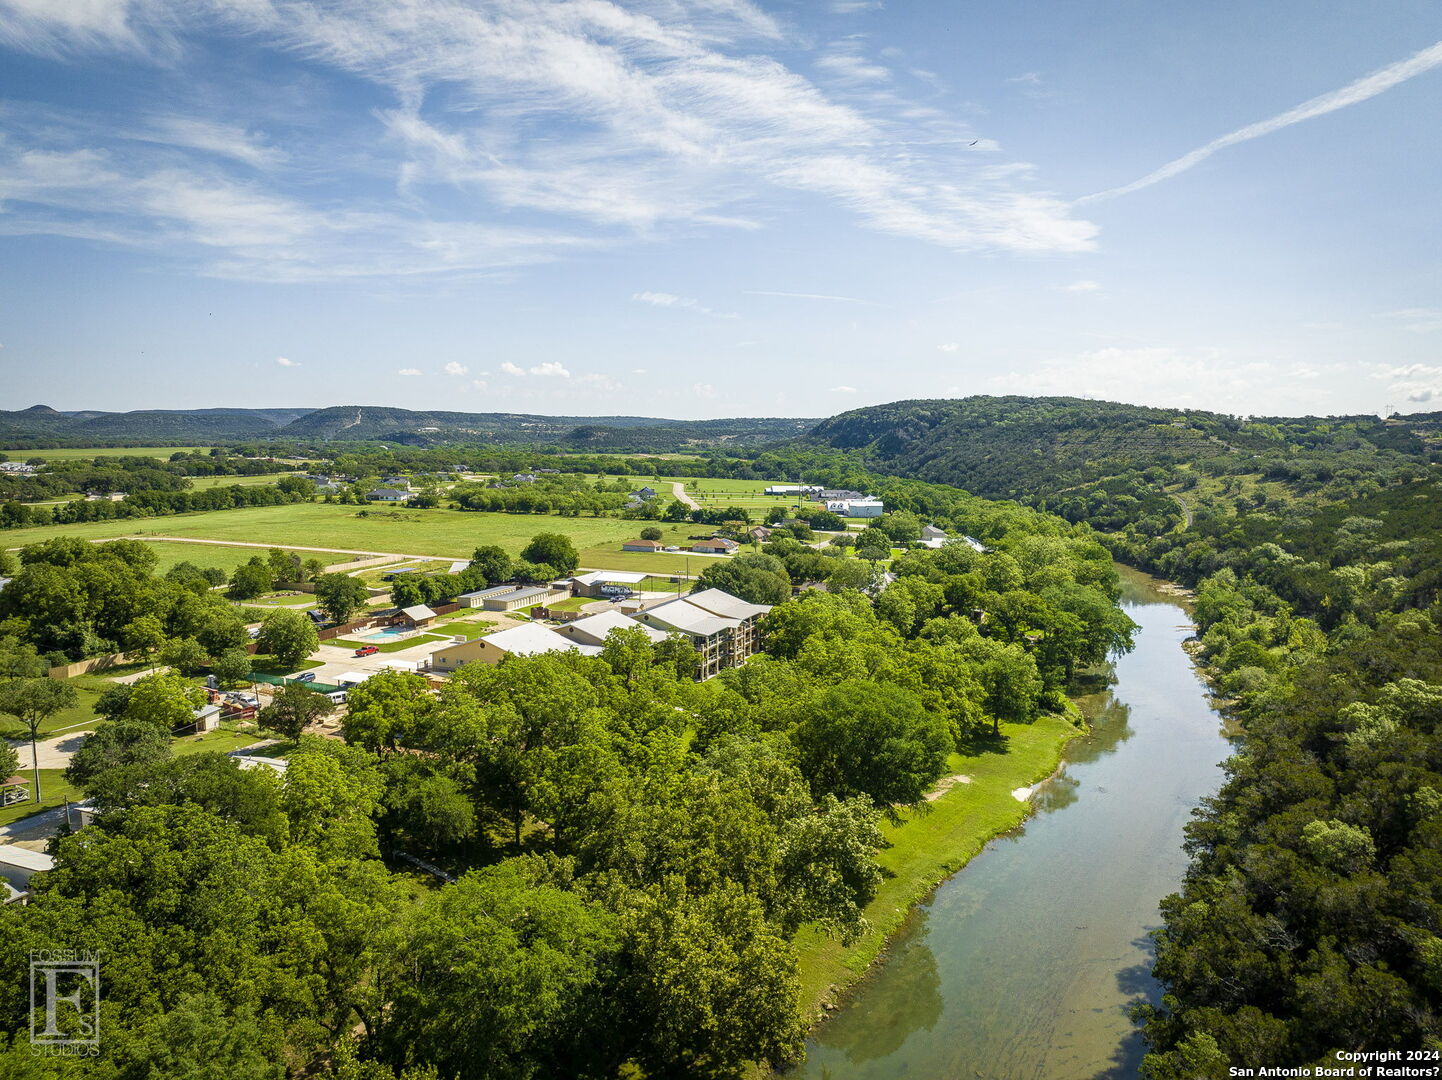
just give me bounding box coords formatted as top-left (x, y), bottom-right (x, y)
top-left (637, 599), bottom-right (741, 637)
top-left (400, 604), bottom-right (437, 620)
top-left (685, 588), bottom-right (772, 621)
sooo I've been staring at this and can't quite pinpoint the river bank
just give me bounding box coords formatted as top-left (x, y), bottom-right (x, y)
top-left (792, 705), bottom-right (1088, 1022)
top-left (787, 566), bottom-right (1232, 1079)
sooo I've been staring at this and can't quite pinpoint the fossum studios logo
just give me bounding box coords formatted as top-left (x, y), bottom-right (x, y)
top-left (29, 950), bottom-right (100, 1056)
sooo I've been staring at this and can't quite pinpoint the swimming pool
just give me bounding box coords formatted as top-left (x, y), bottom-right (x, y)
top-left (355, 625), bottom-right (414, 641)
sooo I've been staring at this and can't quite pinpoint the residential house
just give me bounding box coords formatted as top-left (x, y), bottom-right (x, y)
top-left (746, 526), bottom-right (773, 542)
top-left (511, 473), bottom-right (538, 484)
top-left (429, 623), bottom-right (599, 671)
top-left (630, 486), bottom-right (658, 501)
top-left (921, 525), bottom-right (947, 540)
top-left (381, 477), bottom-right (410, 489)
top-left (367, 488), bottom-right (412, 503)
top-left (690, 537), bottom-right (738, 555)
top-left (622, 539), bottom-right (665, 552)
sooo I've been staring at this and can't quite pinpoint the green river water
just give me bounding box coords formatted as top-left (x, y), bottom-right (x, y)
top-left (790, 567), bottom-right (1234, 1080)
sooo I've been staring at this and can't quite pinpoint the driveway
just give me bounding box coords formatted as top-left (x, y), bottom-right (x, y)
top-left (670, 482), bottom-right (701, 510)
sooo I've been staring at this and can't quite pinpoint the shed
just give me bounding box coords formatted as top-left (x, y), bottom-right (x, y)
top-left (394, 604), bottom-right (438, 628)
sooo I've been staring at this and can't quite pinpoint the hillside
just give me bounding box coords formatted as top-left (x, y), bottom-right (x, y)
top-left (794, 396), bottom-right (1440, 533)
top-left (0, 404), bottom-right (816, 450)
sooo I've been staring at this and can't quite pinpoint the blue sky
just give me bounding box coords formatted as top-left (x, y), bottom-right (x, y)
top-left (1, 0), bottom-right (1440, 419)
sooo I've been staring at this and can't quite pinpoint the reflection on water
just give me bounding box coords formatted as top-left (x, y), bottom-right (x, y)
top-left (791, 567), bottom-right (1231, 1080)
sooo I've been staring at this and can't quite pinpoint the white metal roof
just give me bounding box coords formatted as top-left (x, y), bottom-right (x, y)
top-left (0, 845), bottom-right (54, 872)
top-left (684, 588), bottom-right (772, 621)
top-left (334, 671), bottom-right (375, 685)
top-left (482, 623), bottom-right (603, 657)
top-left (562, 609), bottom-right (668, 647)
top-left (399, 604), bottom-right (437, 620)
top-left (637, 598), bottom-right (741, 637)
top-left (572, 570), bottom-right (649, 586)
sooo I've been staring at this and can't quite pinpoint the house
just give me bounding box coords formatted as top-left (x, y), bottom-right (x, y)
top-left (429, 623), bottom-right (600, 671)
top-left (512, 473), bottom-right (538, 484)
top-left (690, 538), bottom-right (738, 555)
top-left (921, 525), bottom-right (947, 540)
top-left (381, 477), bottom-right (410, 488)
top-left (630, 486), bottom-right (658, 501)
top-left (0, 844), bottom-right (53, 895)
top-left (367, 488), bottom-right (413, 503)
top-left (570, 570), bottom-right (649, 598)
top-left (393, 604), bottom-right (438, 628)
top-left (622, 539), bottom-right (665, 552)
top-left (746, 526), bottom-right (773, 542)
top-left (554, 609), bottom-right (669, 648)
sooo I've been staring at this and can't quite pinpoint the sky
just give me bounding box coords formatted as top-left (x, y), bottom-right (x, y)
top-left (0, 0), bottom-right (1440, 420)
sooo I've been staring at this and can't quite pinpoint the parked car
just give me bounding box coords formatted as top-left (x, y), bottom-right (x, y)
top-left (354, 645), bottom-right (379, 657)
top-left (293, 672), bottom-right (317, 682)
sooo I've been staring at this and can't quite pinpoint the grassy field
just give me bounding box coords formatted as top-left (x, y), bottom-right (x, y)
top-left (791, 712), bottom-right (1083, 1019)
top-left (1, 446), bottom-right (215, 462)
top-left (2, 504), bottom-right (700, 561)
top-left (0, 668), bottom-right (141, 739)
top-left (0, 770), bottom-right (83, 827)
top-left (123, 539), bottom-right (361, 575)
top-left (186, 473), bottom-right (294, 491)
top-left (575, 545), bottom-right (726, 575)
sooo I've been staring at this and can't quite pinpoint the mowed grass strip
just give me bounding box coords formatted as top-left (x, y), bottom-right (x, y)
top-left (0, 503), bottom-right (695, 559)
top-left (791, 712), bottom-right (1082, 1018)
top-left (129, 540), bottom-right (361, 575)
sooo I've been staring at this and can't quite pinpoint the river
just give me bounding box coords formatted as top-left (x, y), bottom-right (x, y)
top-left (789, 567), bottom-right (1233, 1080)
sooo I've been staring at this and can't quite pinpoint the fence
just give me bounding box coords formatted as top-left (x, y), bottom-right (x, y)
top-left (47, 652), bottom-right (136, 678)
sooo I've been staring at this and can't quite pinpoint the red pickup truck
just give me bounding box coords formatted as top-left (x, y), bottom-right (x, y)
top-left (354, 645), bottom-right (379, 657)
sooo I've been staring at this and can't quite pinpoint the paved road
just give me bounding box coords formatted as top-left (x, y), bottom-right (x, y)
top-left (671, 482), bottom-right (701, 510)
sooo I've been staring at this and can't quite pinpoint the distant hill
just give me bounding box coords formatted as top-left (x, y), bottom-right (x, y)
top-left (0, 404), bottom-right (816, 450)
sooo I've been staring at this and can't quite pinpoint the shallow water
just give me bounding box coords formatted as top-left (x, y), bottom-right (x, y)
top-left (790, 567), bottom-right (1231, 1080)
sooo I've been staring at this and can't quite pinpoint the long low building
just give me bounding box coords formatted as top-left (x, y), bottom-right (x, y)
top-left (569, 570), bottom-right (650, 598)
top-left (430, 623), bottom-right (602, 671)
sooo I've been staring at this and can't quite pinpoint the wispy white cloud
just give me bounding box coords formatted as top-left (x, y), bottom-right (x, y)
top-left (747, 289), bottom-right (877, 305)
top-left (1081, 40), bottom-right (1442, 203)
top-left (829, 0), bottom-right (881, 12)
top-left (829, 384), bottom-right (858, 393)
top-left (397, 367), bottom-right (422, 375)
top-left (443, 361), bottom-right (468, 376)
top-left (937, 342), bottom-right (960, 352)
top-left (501, 360), bottom-right (572, 378)
top-left (1375, 362), bottom-right (1442, 404)
top-left (0, 0), bottom-right (1099, 281)
top-left (275, 356), bottom-right (298, 367)
top-left (693, 382), bottom-right (717, 398)
top-left (1381, 307), bottom-right (1442, 333)
top-left (1062, 279), bottom-right (1102, 293)
top-left (632, 290), bottom-right (735, 318)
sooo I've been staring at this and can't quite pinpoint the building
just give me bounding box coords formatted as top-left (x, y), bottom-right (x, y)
top-left (921, 525), bottom-right (947, 540)
top-left (764, 484), bottom-right (821, 496)
top-left (512, 473), bottom-right (537, 483)
top-left (367, 488), bottom-right (412, 503)
top-left (630, 486), bottom-right (658, 501)
top-left (690, 537), bottom-right (738, 555)
top-left (827, 498), bottom-right (884, 518)
top-left (961, 535), bottom-right (988, 553)
top-left (190, 703), bottom-right (223, 733)
top-left (554, 609), bottom-right (669, 648)
top-left (570, 570), bottom-right (649, 598)
top-left (622, 539), bottom-right (665, 552)
top-left (747, 526), bottom-right (773, 542)
top-left (0, 844), bottom-right (53, 895)
top-left (393, 604), bottom-right (438, 628)
top-left (633, 588), bottom-right (772, 679)
top-left (486, 585), bottom-right (553, 611)
top-left (429, 623), bottom-right (600, 671)
top-left (817, 489), bottom-right (866, 502)
top-left (380, 477), bottom-right (410, 489)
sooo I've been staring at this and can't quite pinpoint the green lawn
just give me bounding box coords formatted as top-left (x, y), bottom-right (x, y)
top-left (792, 712), bottom-right (1083, 1018)
top-left (331, 634), bottom-right (445, 653)
top-left (250, 657), bottom-right (324, 677)
top-left (0, 669), bottom-right (135, 739)
top-left (541, 596), bottom-right (595, 613)
top-left (2, 503), bottom-right (699, 561)
top-left (0, 769), bottom-right (83, 827)
top-left (1, 446), bottom-right (214, 462)
top-left (129, 540), bottom-right (359, 575)
top-left (170, 728), bottom-right (264, 757)
top-left (575, 546), bottom-right (728, 575)
top-left (186, 473), bottom-right (294, 491)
